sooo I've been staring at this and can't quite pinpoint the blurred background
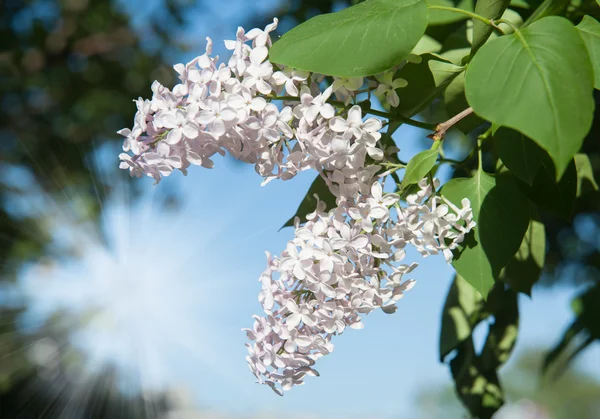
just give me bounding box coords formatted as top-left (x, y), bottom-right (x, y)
top-left (1, 0), bottom-right (599, 418)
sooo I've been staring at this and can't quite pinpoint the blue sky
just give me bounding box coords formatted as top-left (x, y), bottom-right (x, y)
top-left (12, 0), bottom-right (600, 418)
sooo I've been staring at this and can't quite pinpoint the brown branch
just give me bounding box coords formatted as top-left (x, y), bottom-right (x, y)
top-left (428, 107), bottom-right (475, 141)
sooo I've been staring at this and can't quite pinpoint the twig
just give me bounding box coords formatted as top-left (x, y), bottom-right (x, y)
top-left (427, 6), bottom-right (504, 34)
top-left (428, 107), bottom-right (474, 141)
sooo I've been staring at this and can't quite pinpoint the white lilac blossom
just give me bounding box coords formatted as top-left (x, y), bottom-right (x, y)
top-left (244, 179), bottom-right (475, 395)
top-left (117, 18), bottom-right (477, 396)
top-left (117, 18), bottom-right (404, 193)
top-left (375, 71), bottom-right (408, 108)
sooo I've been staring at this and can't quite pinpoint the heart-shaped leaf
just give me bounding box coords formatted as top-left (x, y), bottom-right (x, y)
top-left (442, 170), bottom-right (530, 298)
top-left (269, 0), bottom-right (428, 77)
top-left (465, 17), bottom-right (594, 179)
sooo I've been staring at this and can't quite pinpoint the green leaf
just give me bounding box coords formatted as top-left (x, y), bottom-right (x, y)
top-left (429, 59), bottom-right (466, 86)
top-left (510, 0), bottom-right (530, 8)
top-left (465, 16), bottom-right (595, 179)
top-left (577, 15), bottom-right (600, 90)
top-left (466, 9), bottom-right (523, 44)
top-left (523, 0), bottom-right (570, 26)
top-left (449, 340), bottom-right (505, 417)
top-left (392, 54), bottom-right (463, 117)
top-left (442, 285), bottom-right (518, 418)
top-left (574, 153), bottom-right (599, 196)
top-left (470, 0), bottom-right (511, 55)
top-left (495, 8), bottom-right (524, 34)
top-left (479, 288), bottom-right (519, 369)
top-left (518, 155), bottom-right (577, 220)
top-left (440, 274), bottom-right (486, 361)
top-left (493, 127), bottom-right (544, 185)
top-left (440, 279), bottom-right (521, 417)
top-left (491, 122), bottom-right (500, 135)
top-left (499, 217), bottom-right (546, 296)
top-left (440, 47), bottom-right (471, 65)
top-left (427, 0), bottom-right (474, 25)
top-left (269, 0), bottom-right (428, 77)
top-left (442, 22), bottom-right (473, 52)
top-left (282, 175), bottom-right (336, 228)
top-left (444, 72), bottom-right (485, 133)
top-left (442, 171), bottom-right (530, 298)
top-left (403, 149), bottom-right (438, 184)
top-left (411, 34), bottom-right (443, 55)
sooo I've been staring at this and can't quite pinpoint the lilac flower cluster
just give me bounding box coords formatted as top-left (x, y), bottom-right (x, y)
top-left (245, 180), bottom-right (475, 394)
top-left (117, 18), bottom-right (403, 194)
top-left (117, 19), bottom-right (476, 395)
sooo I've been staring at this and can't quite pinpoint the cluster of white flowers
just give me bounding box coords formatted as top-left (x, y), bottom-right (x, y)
top-left (117, 18), bottom-right (409, 193)
top-left (244, 180), bottom-right (475, 394)
top-left (117, 18), bottom-right (476, 396)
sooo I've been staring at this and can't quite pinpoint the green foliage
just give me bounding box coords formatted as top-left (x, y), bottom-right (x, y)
top-left (470, 0), bottom-right (511, 55)
top-left (523, 0), bottom-right (570, 25)
top-left (268, 0), bottom-right (428, 77)
top-left (439, 274), bottom-right (486, 361)
top-left (411, 34), bottom-right (443, 54)
top-left (441, 171), bottom-right (530, 298)
top-left (510, 0), bottom-right (531, 8)
top-left (418, 347), bottom-right (600, 419)
top-left (518, 156), bottom-right (577, 220)
top-left (498, 217), bottom-right (546, 295)
top-left (444, 72), bottom-right (484, 133)
top-left (577, 16), bottom-right (600, 90)
top-left (267, 3), bottom-right (600, 412)
top-left (465, 17), bottom-right (595, 178)
top-left (427, 0), bottom-right (475, 25)
top-left (440, 47), bottom-right (472, 64)
top-left (574, 153), bottom-right (600, 196)
top-left (392, 54), bottom-right (463, 117)
top-left (403, 148), bottom-right (439, 184)
top-left (494, 128), bottom-right (544, 185)
top-left (440, 277), bottom-right (519, 419)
